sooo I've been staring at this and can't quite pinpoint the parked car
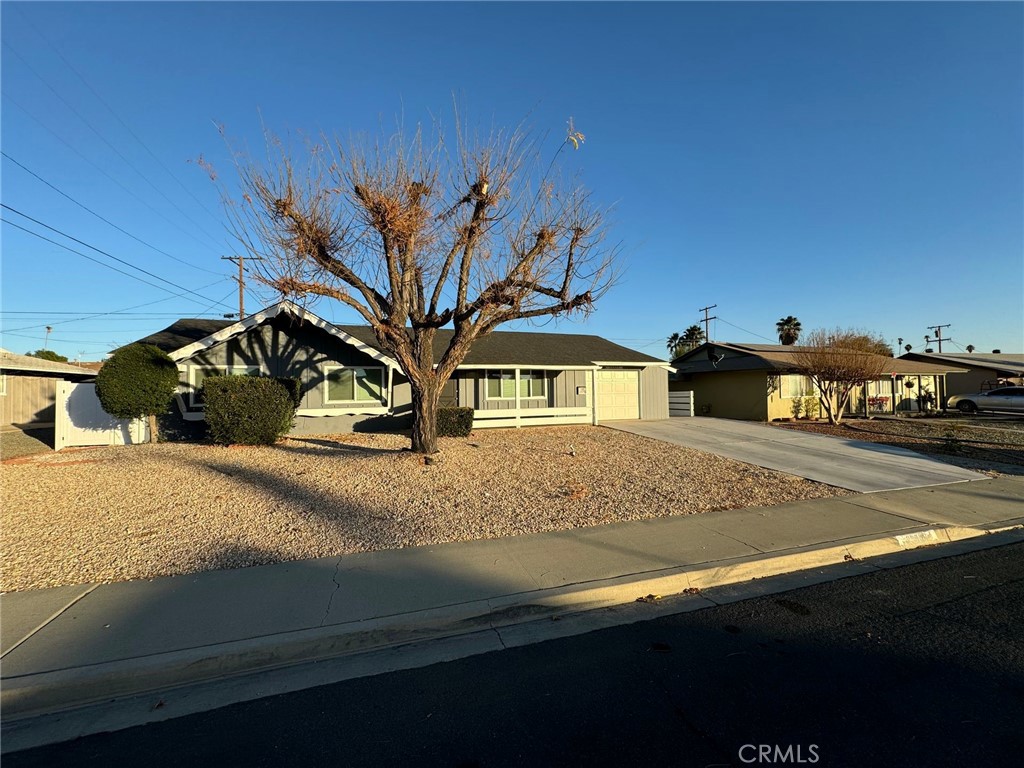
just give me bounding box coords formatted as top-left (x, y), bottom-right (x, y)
top-left (947, 387), bottom-right (1024, 414)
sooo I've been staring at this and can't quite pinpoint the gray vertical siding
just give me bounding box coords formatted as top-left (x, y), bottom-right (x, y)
top-left (640, 365), bottom-right (669, 420)
top-left (1, 375), bottom-right (58, 426)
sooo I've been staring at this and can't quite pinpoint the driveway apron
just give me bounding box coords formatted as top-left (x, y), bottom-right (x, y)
top-left (607, 418), bottom-right (985, 492)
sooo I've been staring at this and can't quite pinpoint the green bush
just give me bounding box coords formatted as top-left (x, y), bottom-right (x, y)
top-left (96, 344), bottom-right (179, 442)
top-left (273, 376), bottom-right (303, 408)
top-left (203, 376), bottom-right (297, 445)
top-left (437, 406), bottom-right (474, 437)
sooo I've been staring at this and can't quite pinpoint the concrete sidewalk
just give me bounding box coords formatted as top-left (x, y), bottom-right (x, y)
top-left (3, 476), bottom-right (1023, 750)
top-left (608, 418), bottom-right (985, 492)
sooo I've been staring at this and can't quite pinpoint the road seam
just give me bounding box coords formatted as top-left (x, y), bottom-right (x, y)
top-left (0, 585), bottom-right (99, 660)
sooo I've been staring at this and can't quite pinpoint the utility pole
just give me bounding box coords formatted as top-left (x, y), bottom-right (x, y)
top-left (927, 324), bottom-right (951, 353)
top-left (221, 255), bottom-right (263, 320)
top-left (698, 304), bottom-right (718, 342)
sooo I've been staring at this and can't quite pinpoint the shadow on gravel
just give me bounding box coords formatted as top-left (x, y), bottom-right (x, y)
top-left (274, 437), bottom-right (405, 456)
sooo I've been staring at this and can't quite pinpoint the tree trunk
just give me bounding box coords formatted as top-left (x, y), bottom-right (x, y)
top-left (147, 413), bottom-right (159, 444)
top-left (410, 380), bottom-right (440, 454)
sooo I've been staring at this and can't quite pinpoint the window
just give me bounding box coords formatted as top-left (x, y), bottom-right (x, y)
top-left (519, 370), bottom-right (547, 399)
top-left (324, 366), bottom-right (385, 404)
top-left (485, 370), bottom-right (548, 401)
top-left (189, 365), bottom-right (260, 406)
top-left (782, 374), bottom-right (815, 399)
top-left (486, 371), bottom-right (516, 400)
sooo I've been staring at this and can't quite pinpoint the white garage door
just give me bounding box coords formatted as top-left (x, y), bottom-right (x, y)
top-left (596, 370), bottom-right (640, 421)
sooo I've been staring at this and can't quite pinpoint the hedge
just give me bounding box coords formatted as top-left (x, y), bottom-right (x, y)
top-left (202, 375), bottom-right (298, 445)
top-left (437, 406), bottom-right (474, 437)
top-left (95, 343), bottom-right (179, 421)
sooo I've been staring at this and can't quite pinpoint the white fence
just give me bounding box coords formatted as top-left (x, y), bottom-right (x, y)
top-left (472, 406), bottom-right (592, 429)
top-left (55, 382), bottom-right (148, 451)
top-left (669, 391), bottom-right (694, 417)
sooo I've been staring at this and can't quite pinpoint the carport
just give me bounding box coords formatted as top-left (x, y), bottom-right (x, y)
top-left (608, 417), bottom-right (984, 492)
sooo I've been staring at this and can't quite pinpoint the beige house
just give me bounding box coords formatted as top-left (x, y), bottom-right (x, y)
top-left (671, 342), bottom-right (966, 421)
top-left (0, 349), bottom-right (98, 429)
top-left (132, 301), bottom-right (670, 436)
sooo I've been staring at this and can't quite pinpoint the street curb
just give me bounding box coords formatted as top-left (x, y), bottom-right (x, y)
top-left (3, 519), bottom-right (1023, 726)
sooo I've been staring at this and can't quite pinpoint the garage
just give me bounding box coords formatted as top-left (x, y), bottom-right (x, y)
top-left (595, 369), bottom-right (640, 421)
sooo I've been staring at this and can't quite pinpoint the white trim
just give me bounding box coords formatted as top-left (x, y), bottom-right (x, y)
top-left (187, 364), bottom-right (262, 407)
top-left (484, 370), bottom-right (517, 401)
top-left (296, 406), bottom-right (390, 417)
top-left (592, 361), bottom-right (667, 367)
top-left (170, 301), bottom-right (401, 370)
top-left (472, 406), bottom-right (591, 430)
top-left (454, 364), bottom-right (599, 371)
top-left (323, 365), bottom-right (387, 406)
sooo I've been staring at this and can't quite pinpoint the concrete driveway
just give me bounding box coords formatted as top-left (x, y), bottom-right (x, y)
top-left (607, 418), bottom-right (985, 492)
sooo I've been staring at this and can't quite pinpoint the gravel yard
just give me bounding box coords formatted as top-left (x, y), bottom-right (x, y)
top-left (773, 417), bottom-right (1024, 475)
top-left (1, 426), bottom-right (851, 592)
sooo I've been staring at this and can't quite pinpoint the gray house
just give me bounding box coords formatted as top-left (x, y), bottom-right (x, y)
top-left (133, 301), bottom-right (669, 435)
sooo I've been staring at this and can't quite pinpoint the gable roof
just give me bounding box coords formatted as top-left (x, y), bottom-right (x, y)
top-left (673, 342), bottom-right (967, 376)
top-left (131, 302), bottom-right (665, 369)
top-left (899, 351), bottom-right (1024, 375)
top-left (0, 348), bottom-right (98, 378)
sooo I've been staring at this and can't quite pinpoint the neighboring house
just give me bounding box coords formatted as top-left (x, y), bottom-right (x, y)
top-left (130, 301), bottom-right (669, 435)
top-left (0, 348), bottom-right (98, 429)
top-left (671, 342), bottom-right (967, 420)
top-left (899, 352), bottom-right (1024, 395)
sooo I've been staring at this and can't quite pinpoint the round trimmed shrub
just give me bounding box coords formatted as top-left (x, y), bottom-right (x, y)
top-left (203, 376), bottom-right (297, 445)
top-left (437, 406), bottom-right (474, 437)
top-left (95, 343), bottom-right (179, 442)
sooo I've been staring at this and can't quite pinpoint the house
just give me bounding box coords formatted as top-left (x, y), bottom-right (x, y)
top-left (670, 342), bottom-right (967, 420)
top-left (0, 348), bottom-right (98, 429)
top-left (131, 301), bottom-right (669, 435)
top-left (899, 351), bottom-right (1024, 396)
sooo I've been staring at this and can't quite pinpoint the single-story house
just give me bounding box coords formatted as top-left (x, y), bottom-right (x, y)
top-left (899, 351), bottom-right (1024, 395)
top-left (0, 348), bottom-right (98, 429)
top-left (131, 301), bottom-right (669, 435)
top-left (670, 342), bottom-right (967, 421)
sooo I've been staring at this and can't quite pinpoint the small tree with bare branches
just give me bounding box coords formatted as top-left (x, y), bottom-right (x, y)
top-left (215, 115), bottom-right (616, 453)
top-left (790, 329), bottom-right (892, 425)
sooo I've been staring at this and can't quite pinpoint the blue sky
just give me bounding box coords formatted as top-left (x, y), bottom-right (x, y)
top-left (2, 1), bottom-right (1021, 361)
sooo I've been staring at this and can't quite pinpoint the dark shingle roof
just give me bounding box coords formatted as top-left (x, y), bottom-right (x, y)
top-left (133, 319), bottom-right (234, 352)
top-left (674, 342), bottom-right (966, 376)
top-left (132, 315), bottom-right (664, 367)
top-left (900, 352), bottom-right (1024, 375)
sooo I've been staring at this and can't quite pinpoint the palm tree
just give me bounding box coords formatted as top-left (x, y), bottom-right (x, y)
top-left (776, 316), bottom-right (802, 345)
top-left (666, 332), bottom-right (683, 358)
top-left (682, 324), bottom-right (705, 350)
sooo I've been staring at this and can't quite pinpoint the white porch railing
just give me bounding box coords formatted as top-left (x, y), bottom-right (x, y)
top-left (472, 406), bottom-right (591, 429)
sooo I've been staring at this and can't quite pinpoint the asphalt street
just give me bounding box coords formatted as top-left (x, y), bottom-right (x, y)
top-left (9, 542), bottom-right (1024, 768)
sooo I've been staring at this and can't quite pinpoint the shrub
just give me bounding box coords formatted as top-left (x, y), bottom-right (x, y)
top-left (96, 343), bottom-right (179, 443)
top-left (203, 376), bottom-right (297, 445)
top-left (790, 398), bottom-right (803, 419)
top-left (273, 376), bottom-right (303, 408)
top-left (803, 396), bottom-right (820, 419)
top-left (437, 406), bottom-right (473, 437)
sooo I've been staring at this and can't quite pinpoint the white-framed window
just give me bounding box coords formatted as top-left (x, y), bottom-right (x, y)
top-left (782, 374), bottom-right (815, 399)
top-left (519, 370), bottom-right (547, 399)
top-left (324, 366), bottom-right (386, 405)
top-left (485, 370), bottom-right (548, 401)
top-left (189, 364), bottom-right (260, 406)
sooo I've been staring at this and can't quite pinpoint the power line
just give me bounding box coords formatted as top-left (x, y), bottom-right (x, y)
top-left (1, 213), bottom-right (233, 313)
top-left (0, 279), bottom-right (226, 333)
top-left (716, 317), bottom-right (777, 343)
top-left (13, 4), bottom-right (225, 227)
top-left (1, 152), bottom-right (224, 275)
top-left (2, 93), bottom-right (223, 255)
top-left (2, 204), bottom-right (232, 308)
top-left (2, 40), bottom-right (226, 251)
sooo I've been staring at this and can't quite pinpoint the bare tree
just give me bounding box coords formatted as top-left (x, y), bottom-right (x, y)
top-left (790, 329), bottom-right (892, 425)
top-left (217, 116), bottom-right (617, 453)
